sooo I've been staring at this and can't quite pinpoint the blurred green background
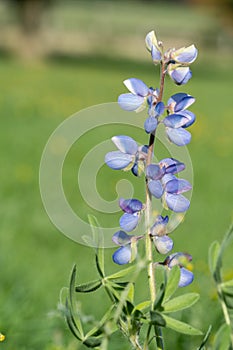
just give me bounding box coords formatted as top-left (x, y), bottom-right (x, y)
top-left (0, 0), bottom-right (233, 349)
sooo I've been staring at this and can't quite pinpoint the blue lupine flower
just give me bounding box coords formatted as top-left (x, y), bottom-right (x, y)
top-left (119, 198), bottom-right (143, 232)
top-left (144, 101), bottom-right (165, 133)
top-left (163, 252), bottom-right (194, 287)
top-left (165, 44), bottom-right (198, 85)
top-left (145, 30), bottom-right (162, 64)
top-left (150, 215), bottom-right (173, 254)
top-left (112, 230), bottom-right (143, 265)
top-left (146, 159), bottom-right (191, 212)
top-left (170, 45), bottom-right (198, 65)
top-left (163, 93), bottom-right (196, 146)
top-left (168, 65), bottom-right (192, 85)
top-left (105, 135), bottom-right (148, 176)
top-left (118, 78), bottom-right (150, 112)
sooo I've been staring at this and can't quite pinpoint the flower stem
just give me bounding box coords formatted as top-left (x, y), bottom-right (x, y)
top-left (145, 61), bottom-right (166, 349)
top-left (145, 60), bottom-right (166, 307)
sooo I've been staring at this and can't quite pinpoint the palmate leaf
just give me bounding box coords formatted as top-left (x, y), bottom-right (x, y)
top-left (162, 315), bottom-right (203, 336)
top-left (162, 293), bottom-right (200, 313)
top-left (163, 265), bottom-right (180, 302)
top-left (212, 324), bottom-right (231, 350)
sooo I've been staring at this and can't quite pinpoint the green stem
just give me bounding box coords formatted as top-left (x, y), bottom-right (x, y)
top-left (154, 326), bottom-right (164, 350)
top-left (145, 60), bottom-right (166, 349)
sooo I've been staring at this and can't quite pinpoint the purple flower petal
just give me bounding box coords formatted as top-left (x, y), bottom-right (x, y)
top-left (179, 268), bottom-right (194, 287)
top-left (153, 235), bottom-right (174, 254)
top-left (119, 198), bottom-right (143, 214)
top-left (173, 45), bottom-right (198, 64)
top-left (165, 179), bottom-right (192, 194)
top-left (112, 135), bottom-right (138, 155)
top-left (155, 101), bottom-right (165, 116)
top-left (166, 127), bottom-right (191, 146)
top-left (163, 114), bottom-right (190, 128)
top-left (168, 93), bottom-right (188, 107)
top-left (161, 174), bottom-right (176, 186)
top-left (151, 44), bottom-right (162, 62)
top-left (145, 31), bottom-right (162, 64)
top-left (144, 116), bottom-right (158, 134)
top-left (146, 164), bottom-right (165, 180)
top-left (165, 193), bottom-right (190, 212)
top-left (148, 180), bottom-right (164, 198)
top-left (124, 78), bottom-right (149, 97)
top-left (151, 215), bottom-right (169, 236)
top-left (112, 230), bottom-right (132, 246)
top-left (118, 93), bottom-right (145, 111)
top-left (120, 213), bottom-right (139, 232)
top-left (159, 158), bottom-right (185, 174)
top-left (178, 110), bottom-right (196, 128)
top-left (105, 151), bottom-right (134, 170)
top-left (169, 66), bottom-right (192, 85)
top-left (175, 96), bottom-right (195, 112)
top-left (112, 245), bottom-right (131, 265)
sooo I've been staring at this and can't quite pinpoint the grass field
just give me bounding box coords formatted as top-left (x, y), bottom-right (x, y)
top-left (0, 1), bottom-right (233, 349)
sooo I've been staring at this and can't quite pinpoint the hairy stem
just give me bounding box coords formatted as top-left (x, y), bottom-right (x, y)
top-left (145, 61), bottom-right (166, 349)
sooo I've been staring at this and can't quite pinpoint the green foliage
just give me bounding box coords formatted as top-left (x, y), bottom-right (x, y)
top-left (0, 3), bottom-right (232, 346)
top-left (212, 324), bottom-right (232, 350)
top-left (62, 229), bottom-right (202, 349)
top-left (207, 224), bottom-right (233, 349)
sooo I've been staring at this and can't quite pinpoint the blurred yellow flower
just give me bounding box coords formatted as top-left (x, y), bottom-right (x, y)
top-left (0, 333), bottom-right (5, 342)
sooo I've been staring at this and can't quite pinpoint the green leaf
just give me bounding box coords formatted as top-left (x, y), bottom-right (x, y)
top-left (213, 324), bottom-right (231, 350)
top-left (208, 240), bottom-right (221, 279)
top-left (219, 223), bottom-right (233, 258)
top-left (162, 293), bottom-right (200, 313)
top-left (127, 283), bottom-right (134, 304)
top-left (221, 279), bottom-right (233, 296)
top-left (75, 279), bottom-right (102, 293)
top-left (107, 265), bottom-right (137, 280)
top-left (224, 295), bottom-right (233, 309)
top-left (68, 265), bottom-right (84, 339)
top-left (221, 279), bottom-right (233, 288)
top-left (154, 283), bottom-right (166, 310)
top-left (162, 315), bottom-right (203, 335)
top-left (83, 337), bottom-right (102, 348)
top-left (65, 298), bottom-right (83, 341)
top-left (164, 265), bottom-right (180, 302)
top-left (110, 281), bottom-right (129, 290)
top-left (221, 285), bottom-right (233, 297)
top-left (133, 300), bottom-right (151, 312)
top-left (88, 215), bottom-right (105, 278)
top-left (150, 311), bottom-right (166, 327)
top-left (197, 325), bottom-right (212, 350)
top-left (211, 224), bottom-right (233, 283)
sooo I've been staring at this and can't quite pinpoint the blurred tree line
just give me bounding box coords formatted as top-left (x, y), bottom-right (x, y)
top-left (7, 0), bottom-right (233, 35)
